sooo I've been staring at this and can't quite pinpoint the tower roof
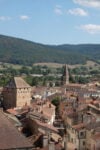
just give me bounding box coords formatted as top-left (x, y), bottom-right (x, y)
top-left (6, 77), bottom-right (31, 89)
top-left (62, 64), bottom-right (69, 85)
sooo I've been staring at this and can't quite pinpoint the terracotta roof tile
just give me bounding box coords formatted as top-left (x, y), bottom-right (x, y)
top-left (34, 119), bottom-right (58, 133)
top-left (6, 77), bottom-right (31, 89)
top-left (0, 110), bottom-right (33, 149)
top-left (72, 123), bottom-right (85, 130)
top-left (92, 133), bottom-right (100, 141)
top-left (14, 77), bottom-right (31, 88)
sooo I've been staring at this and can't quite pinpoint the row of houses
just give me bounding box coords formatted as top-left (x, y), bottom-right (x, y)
top-left (0, 76), bottom-right (100, 150)
top-left (0, 77), bottom-right (65, 150)
top-left (59, 83), bottom-right (100, 150)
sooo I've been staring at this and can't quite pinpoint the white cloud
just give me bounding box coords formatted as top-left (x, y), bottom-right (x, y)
top-left (0, 16), bottom-right (11, 21)
top-left (68, 8), bottom-right (88, 16)
top-left (80, 24), bottom-right (100, 34)
top-left (20, 15), bottom-right (30, 20)
top-left (54, 5), bottom-right (63, 15)
top-left (73, 0), bottom-right (100, 8)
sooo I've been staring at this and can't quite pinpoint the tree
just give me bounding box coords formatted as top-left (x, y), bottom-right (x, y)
top-left (24, 76), bottom-right (33, 86)
top-left (20, 66), bottom-right (30, 75)
top-left (78, 76), bottom-right (89, 84)
top-left (51, 96), bottom-right (60, 107)
top-left (32, 77), bottom-right (39, 86)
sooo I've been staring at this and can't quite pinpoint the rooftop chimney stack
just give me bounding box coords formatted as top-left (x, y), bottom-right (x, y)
top-left (43, 135), bottom-right (48, 147)
top-left (49, 141), bottom-right (55, 150)
top-left (64, 134), bottom-right (68, 150)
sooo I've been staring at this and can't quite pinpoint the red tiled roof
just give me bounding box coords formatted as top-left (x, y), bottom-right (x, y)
top-left (67, 83), bottom-right (84, 87)
top-left (34, 119), bottom-right (58, 133)
top-left (0, 110), bottom-right (33, 149)
top-left (7, 108), bottom-right (29, 116)
top-left (33, 143), bottom-right (63, 150)
top-left (92, 133), bottom-right (100, 141)
top-left (72, 123), bottom-right (85, 130)
top-left (5, 77), bottom-right (31, 89)
top-left (7, 108), bottom-right (18, 115)
top-left (14, 77), bottom-right (31, 88)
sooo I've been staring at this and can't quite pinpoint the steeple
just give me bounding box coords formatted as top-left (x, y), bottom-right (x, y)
top-left (65, 64), bottom-right (69, 85)
top-left (62, 64), bottom-right (69, 85)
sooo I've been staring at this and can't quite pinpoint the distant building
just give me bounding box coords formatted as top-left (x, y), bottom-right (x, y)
top-left (62, 64), bottom-right (69, 85)
top-left (2, 77), bottom-right (32, 109)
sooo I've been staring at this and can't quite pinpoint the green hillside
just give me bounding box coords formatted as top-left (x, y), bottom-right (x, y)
top-left (0, 34), bottom-right (100, 65)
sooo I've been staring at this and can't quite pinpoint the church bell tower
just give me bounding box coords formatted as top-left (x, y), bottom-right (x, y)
top-left (62, 64), bottom-right (69, 85)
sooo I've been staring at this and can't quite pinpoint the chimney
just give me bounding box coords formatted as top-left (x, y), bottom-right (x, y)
top-left (64, 134), bottom-right (67, 150)
top-left (49, 104), bottom-right (51, 108)
top-left (81, 113), bottom-right (84, 123)
top-left (0, 107), bottom-right (3, 112)
top-left (49, 142), bottom-right (55, 150)
top-left (43, 135), bottom-right (48, 147)
top-left (64, 88), bottom-right (66, 95)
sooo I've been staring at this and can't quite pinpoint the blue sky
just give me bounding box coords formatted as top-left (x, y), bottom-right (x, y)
top-left (0, 0), bottom-right (100, 45)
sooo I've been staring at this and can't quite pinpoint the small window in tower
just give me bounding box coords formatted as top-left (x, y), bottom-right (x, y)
top-left (83, 141), bottom-right (85, 146)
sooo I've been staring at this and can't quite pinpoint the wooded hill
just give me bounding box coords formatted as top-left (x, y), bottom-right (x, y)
top-left (0, 34), bottom-right (100, 65)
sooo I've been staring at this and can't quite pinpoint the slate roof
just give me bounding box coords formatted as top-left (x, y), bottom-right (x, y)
top-left (0, 110), bottom-right (33, 149)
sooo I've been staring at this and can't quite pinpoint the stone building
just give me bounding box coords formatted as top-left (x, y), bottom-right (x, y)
top-left (86, 121), bottom-right (100, 150)
top-left (2, 77), bottom-right (32, 109)
top-left (91, 133), bottom-right (100, 150)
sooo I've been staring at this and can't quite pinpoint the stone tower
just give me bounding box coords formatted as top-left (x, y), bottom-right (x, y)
top-left (2, 77), bottom-right (31, 109)
top-left (62, 64), bottom-right (69, 85)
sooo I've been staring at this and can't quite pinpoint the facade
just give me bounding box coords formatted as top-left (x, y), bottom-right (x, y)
top-left (66, 113), bottom-right (86, 150)
top-left (2, 77), bottom-right (32, 109)
top-left (91, 133), bottom-right (100, 150)
top-left (86, 121), bottom-right (100, 150)
top-left (72, 123), bottom-right (86, 150)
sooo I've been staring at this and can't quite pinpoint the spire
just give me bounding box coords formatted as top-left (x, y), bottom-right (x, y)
top-left (62, 64), bottom-right (69, 85)
top-left (65, 64), bottom-right (69, 85)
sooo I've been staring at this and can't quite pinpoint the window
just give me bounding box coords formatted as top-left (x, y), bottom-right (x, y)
top-left (71, 138), bottom-right (73, 143)
top-left (83, 141), bottom-right (85, 146)
top-left (80, 131), bottom-right (84, 136)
